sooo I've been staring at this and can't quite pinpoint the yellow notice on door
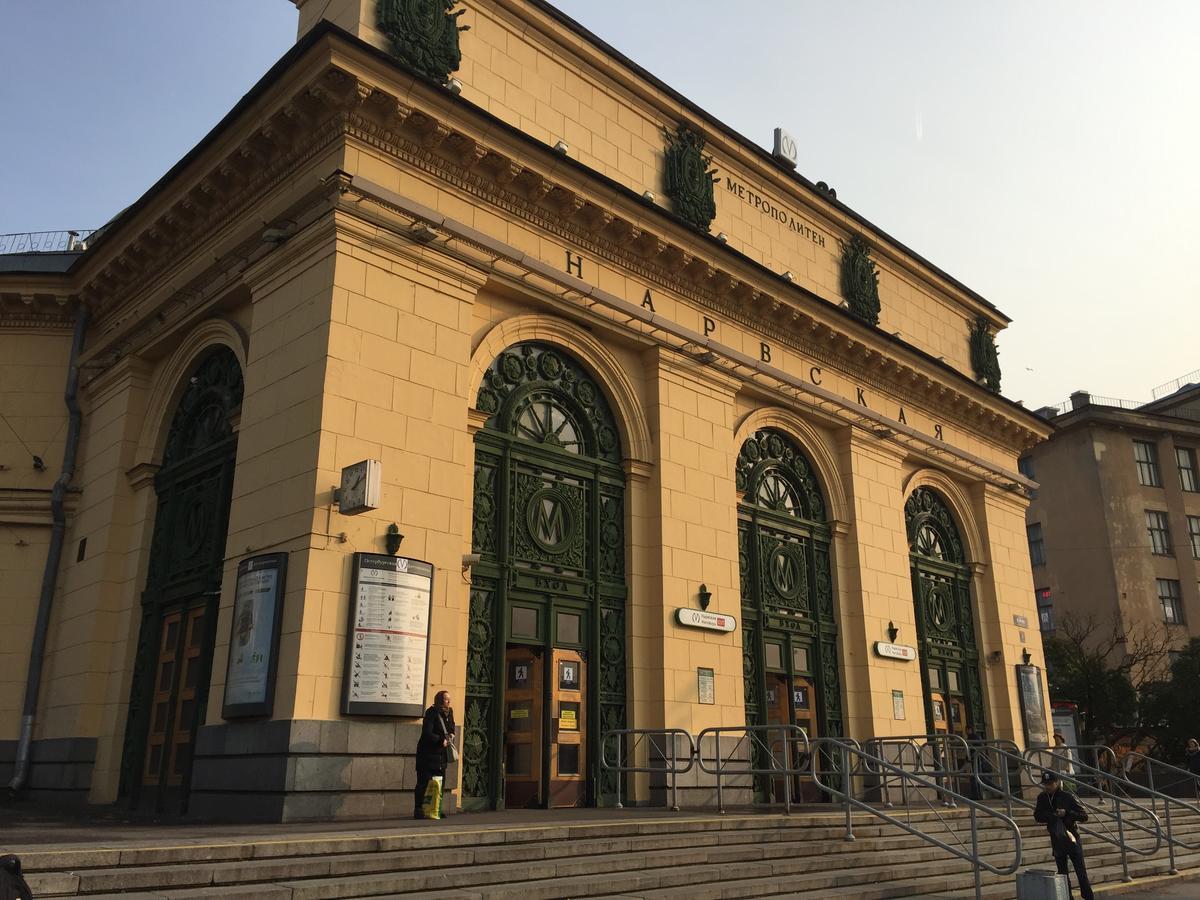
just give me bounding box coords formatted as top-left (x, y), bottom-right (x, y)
top-left (559, 709), bottom-right (578, 730)
top-left (510, 707), bottom-right (529, 719)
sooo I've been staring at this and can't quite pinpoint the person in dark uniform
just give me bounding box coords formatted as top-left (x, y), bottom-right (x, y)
top-left (413, 690), bottom-right (456, 819)
top-left (1034, 770), bottom-right (1093, 899)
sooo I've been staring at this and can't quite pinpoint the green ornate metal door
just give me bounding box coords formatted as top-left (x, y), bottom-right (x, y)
top-left (904, 487), bottom-right (987, 737)
top-left (737, 428), bottom-right (842, 800)
top-left (463, 342), bottom-right (626, 809)
top-left (120, 347), bottom-right (243, 814)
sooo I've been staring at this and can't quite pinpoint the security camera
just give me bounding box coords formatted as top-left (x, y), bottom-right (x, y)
top-left (462, 553), bottom-right (482, 570)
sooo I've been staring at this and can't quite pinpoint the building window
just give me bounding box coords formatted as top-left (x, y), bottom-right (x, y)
top-left (1178, 447), bottom-right (1199, 493)
top-left (1188, 516), bottom-right (1200, 560)
top-left (1018, 456), bottom-right (1038, 499)
top-left (1027, 523), bottom-right (1046, 566)
top-left (1134, 440), bottom-right (1162, 487)
top-left (1036, 587), bottom-right (1054, 632)
top-left (1146, 510), bottom-right (1173, 556)
top-left (1158, 578), bottom-right (1184, 625)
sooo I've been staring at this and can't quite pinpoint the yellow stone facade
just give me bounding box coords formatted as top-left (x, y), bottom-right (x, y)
top-left (0, 0), bottom-right (1050, 819)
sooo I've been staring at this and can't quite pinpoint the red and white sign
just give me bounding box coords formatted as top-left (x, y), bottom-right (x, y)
top-left (676, 608), bottom-right (737, 633)
top-left (874, 641), bottom-right (917, 661)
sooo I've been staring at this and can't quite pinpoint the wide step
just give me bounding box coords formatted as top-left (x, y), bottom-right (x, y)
top-left (12, 807), bottom-right (1200, 900)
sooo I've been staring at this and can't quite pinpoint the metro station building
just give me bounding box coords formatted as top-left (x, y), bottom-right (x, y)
top-left (0, 0), bottom-right (1051, 820)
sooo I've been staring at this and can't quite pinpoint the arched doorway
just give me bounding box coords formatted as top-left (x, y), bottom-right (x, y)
top-left (119, 346), bottom-right (243, 814)
top-left (463, 342), bottom-right (627, 810)
top-left (737, 428), bottom-right (841, 802)
top-left (904, 487), bottom-right (986, 738)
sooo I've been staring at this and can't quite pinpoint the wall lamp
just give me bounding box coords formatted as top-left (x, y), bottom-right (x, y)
top-left (385, 523), bottom-right (404, 556)
top-left (886, 621), bottom-right (899, 643)
top-left (1021, 647), bottom-right (1033, 666)
top-left (698, 584), bottom-right (712, 611)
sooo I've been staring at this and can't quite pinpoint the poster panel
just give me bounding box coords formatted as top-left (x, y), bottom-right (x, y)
top-left (342, 553), bottom-right (434, 717)
top-left (1017, 664), bottom-right (1050, 748)
top-left (222, 552), bottom-right (288, 718)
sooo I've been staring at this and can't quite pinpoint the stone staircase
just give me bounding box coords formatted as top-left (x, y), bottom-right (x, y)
top-left (12, 806), bottom-right (1200, 899)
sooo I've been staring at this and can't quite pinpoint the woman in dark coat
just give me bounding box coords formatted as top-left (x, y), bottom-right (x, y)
top-left (413, 690), bottom-right (456, 819)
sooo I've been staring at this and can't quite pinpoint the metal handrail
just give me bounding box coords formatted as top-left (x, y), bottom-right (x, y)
top-left (1122, 751), bottom-right (1200, 800)
top-left (813, 736), bottom-right (1022, 900)
top-left (695, 724), bottom-right (812, 814)
top-left (976, 745), bottom-right (1162, 882)
top-left (599, 728), bottom-right (695, 811)
top-left (1118, 752), bottom-right (1200, 874)
top-left (862, 734), bottom-right (977, 808)
top-left (1026, 744), bottom-right (1119, 805)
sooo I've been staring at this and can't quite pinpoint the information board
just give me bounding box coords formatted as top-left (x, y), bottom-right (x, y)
top-left (342, 553), bottom-right (434, 717)
top-left (222, 552), bottom-right (288, 718)
top-left (1017, 664), bottom-right (1050, 748)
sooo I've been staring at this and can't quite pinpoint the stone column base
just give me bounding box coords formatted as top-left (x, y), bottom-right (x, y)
top-left (189, 719), bottom-right (458, 822)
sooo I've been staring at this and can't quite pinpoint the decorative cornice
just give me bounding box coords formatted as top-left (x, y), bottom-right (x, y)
top-left (68, 53), bottom-right (1043, 452)
top-left (0, 293), bottom-right (76, 329)
top-left (324, 70), bottom-right (1042, 451)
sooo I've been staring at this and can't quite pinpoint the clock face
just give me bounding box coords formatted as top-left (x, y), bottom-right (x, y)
top-left (340, 461), bottom-right (374, 513)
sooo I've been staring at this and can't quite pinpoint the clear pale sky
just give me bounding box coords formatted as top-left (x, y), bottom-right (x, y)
top-left (2, 1), bottom-right (1196, 408)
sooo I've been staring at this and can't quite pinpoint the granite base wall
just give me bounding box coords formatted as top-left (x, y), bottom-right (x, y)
top-left (0, 737), bottom-right (97, 806)
top-left (188, 719), bottom-right (458, 822)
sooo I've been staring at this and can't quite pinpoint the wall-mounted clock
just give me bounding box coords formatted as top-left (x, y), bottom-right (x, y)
top-left (338, 459), bottom-right (381, 515)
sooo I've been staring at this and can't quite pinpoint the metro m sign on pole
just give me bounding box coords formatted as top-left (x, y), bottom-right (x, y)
top-left (676, 608), bottom-right (737, 633)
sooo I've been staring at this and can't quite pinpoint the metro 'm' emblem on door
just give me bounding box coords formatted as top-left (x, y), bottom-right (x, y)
top-left (527, 488), bottom-right (576, 553)
top-left (768, 546), bottom-right (804, 600)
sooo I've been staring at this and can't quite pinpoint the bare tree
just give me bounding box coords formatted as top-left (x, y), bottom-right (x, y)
top-left (1043, 613), bottom-right (1174, 743)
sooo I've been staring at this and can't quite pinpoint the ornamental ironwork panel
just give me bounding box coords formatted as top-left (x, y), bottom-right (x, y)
top-left (757, 531), bottom-right (810, 613)
top-left (460, 695), bottom-right (493, 801)
top-left (462, 576), bottom-right (497, 806)
top-left (471, 452), bottom-right (499, 557)
top-left (736, 428), bottom-right (842, 746)
top-left (510, 467), bottom-right (588, 573)
top-left (905, 487), bottom-right (965, 564)
top-left (736, 429), bottom-right (825, 521)
top-left (161, 347), bottom-right (243, 468)
top-left (477, 343), bottom-right (621, 463)
top-left (598, 601), bottom-right (627, 804)
top-left (819, 638), bottom-right (844, 737)
top-left (598, 487), bottom-right (625, 583)
top-left (738, 522), bottom-right (752, 599)
top-left (467, 342), bottom-right (628, 809)
top-left (905, 487), bottom-right (987, 737)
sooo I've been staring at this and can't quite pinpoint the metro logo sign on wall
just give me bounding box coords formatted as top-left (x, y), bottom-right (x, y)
top-left (676, 608), bottom-right (737, 633)
top-left (874, 642), bottom-right (917, 661)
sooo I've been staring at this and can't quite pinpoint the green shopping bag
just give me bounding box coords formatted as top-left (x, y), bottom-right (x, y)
top-left (421, 775), bottom-right (443, 820)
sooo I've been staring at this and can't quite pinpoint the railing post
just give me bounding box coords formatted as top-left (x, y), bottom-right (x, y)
top-left (1116, 798), bottom-right (1131, 882)
top-left (843, 743), bottom-right (855, 841)
top-left (1002, 749), bottom-right (1012, 818)
top-left (614, 732), bottom-right (623, 809)
top-left (783, 727), bottom-right (792, 816)
top-left (971, 805), bottom-right (981, 900)
top-left (715, 732), bottom-right (725, 815)
top-left (670, 732), bottom-right (680, 812)
top-left (1164, 794), bottom-right (1177, 874)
